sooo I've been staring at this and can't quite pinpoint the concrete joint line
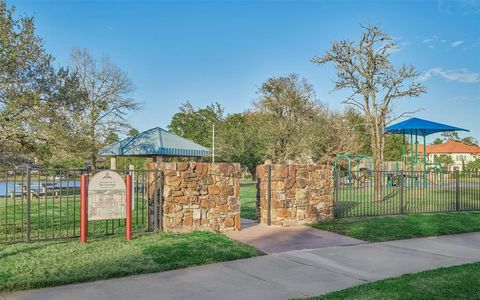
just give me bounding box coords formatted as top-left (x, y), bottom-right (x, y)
top-left (284, 256), bottom-right (370, 282)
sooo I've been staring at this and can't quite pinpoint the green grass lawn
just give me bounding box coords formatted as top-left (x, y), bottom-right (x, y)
top-left (303, 262), bottom-right (480, 300)
top-left (240, 181), bottom-right (257, 220)
top-left (311, 212), bottom-right (480, 242)
top-left (0, 231), bottom-right (261, 293)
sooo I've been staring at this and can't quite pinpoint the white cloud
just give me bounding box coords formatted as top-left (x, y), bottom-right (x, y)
top-left (386, 41), bottom-right (412, 54)
top-left (451, 40), bottom-right (465, 47)
top-left (423, 36), bottom-right (438, 48)
top-left (419, 67), bottom-right (480, 83)
top-left (454, 96), bottom-right (480, 101)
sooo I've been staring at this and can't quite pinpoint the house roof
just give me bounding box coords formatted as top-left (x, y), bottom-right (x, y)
top-left (419, 140), bottom-right (480, 155)
top-left (98, 127), bottom-right (210, 157)
top-left (385, 117), bottom-right (468, 136)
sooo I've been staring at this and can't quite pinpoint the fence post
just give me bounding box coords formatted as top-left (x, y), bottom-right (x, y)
top-left (153, 168), bottom-right (159, 231)
top-left (80, 174), bottom-right (88, 243)
top-left (158, 170), bottom-right (164, 232)
top-left (26, 167), bottom-right (31, 242)
top-left (126, 175), bottom-right (132, 241)
top-left (399, 170), bottom-right (404, 214)
top-left (455, 171), bottom-right (460, 211)
top-left (256, 177), bottom-right (261, 221)
top-left (333, 168), bottom-right (339, 217)
top-left (266, 165), bottom-right (272, 226)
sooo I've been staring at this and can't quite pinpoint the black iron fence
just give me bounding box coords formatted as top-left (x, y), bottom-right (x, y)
top-left (334, 169), bottom-right (480, 218)
top-left (0, 168), bottom-right (159, 243)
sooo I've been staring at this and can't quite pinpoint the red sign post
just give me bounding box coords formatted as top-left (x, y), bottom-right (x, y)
top-left (125, 175), bottom-right (132, 241)
top-left (80, 174), bottom-right (88, 244)
top-left (80, 172), bottom-right (132, 243)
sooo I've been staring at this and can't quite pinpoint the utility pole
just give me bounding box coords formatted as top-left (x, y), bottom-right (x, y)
top-left (212, 124), bottom-right (215, 163)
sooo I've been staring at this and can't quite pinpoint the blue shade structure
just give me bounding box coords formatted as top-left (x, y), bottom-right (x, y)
top-left (99, 127), bottom-right (210, 158)
top-left (385, 117), bottom-right (468, 136)
top-left (385, 117), bottom-right (469, 187)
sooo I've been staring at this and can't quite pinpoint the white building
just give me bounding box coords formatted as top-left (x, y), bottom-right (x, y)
top-left (420, 140), bottom-right (480, 171)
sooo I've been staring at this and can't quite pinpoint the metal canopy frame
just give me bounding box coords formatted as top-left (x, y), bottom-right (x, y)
top-left (386, 117), bottom-right (469, 187)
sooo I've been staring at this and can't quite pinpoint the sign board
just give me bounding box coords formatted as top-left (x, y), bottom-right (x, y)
top-left (88, 170), bottom-right (126, 221)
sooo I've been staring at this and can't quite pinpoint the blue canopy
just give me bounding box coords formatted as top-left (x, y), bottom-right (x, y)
top-left (385, 117), bottom-right (468, 137)
top-left (98, 127), bottom-right (210, 157)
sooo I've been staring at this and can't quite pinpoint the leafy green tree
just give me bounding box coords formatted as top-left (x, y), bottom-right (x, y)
top-left (465, 159), bottom-right (480, 172)
top-left (0, 2), bottom-right (53, 165)
top-left (434, 154), bottom-right (454, 169)
top-left (105, 131), bottom-right (120, 144)
top-left (433, 138), bottom-right (443, 145)
top-left (0, 3), bottom-right (86, 167)
top-left (461, 136), bottom-right (478, 146)
top-left (216, 113), bottom-right (265, 177)
top-left (128, 128), bottom-right (140, 137)
top-left (168, 101), bottom-right (223, 149)
top-left (441, 131), bottom-right (460, 141)
top-left (251, 74), bottom-right (320, 163)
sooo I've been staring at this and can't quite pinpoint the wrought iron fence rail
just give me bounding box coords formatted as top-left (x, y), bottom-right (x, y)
top-left (1, 168), bottom-right (154, 243)
top-left (334, 170), bottom-right (480, 218)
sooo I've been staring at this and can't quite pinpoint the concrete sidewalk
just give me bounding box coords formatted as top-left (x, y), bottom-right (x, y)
top-left (226, 219), bottom-right (365, 253)
top-left (4, 232), bottom-right (480, 300)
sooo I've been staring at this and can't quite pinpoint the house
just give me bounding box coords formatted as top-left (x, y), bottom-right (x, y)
top-left (419, 140), bottom-right (480, 171)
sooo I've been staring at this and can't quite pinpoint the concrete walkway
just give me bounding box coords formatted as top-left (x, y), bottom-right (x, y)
top-left (4, 232), bottom-right (480, 300)
top-left (226, 219), bottom-right (365, 253)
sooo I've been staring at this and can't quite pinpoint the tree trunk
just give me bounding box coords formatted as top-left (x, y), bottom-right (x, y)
top-left (369, 118), bottom-right (385, 202)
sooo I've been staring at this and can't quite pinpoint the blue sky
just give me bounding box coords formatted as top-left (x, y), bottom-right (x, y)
top-left (11, 0), bottom-right (480, 142)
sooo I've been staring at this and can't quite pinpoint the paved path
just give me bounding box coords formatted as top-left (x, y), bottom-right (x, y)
top-left (4, 232), bottom-right (480, 300)
top-left (226, 219), bottom-right (365, 253)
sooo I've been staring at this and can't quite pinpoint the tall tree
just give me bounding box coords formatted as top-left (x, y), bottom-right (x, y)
top-left (252, 74), bottom-right (320, 163)
top-left (216, 113), bottom-right (265, 177)
top-left (168, 101), bottom-right (224, 149)
top-left (0, 2), bottom-right (82, 167)
top-left (432, 137), bottom-right (443, 145)
top-left (69, 48), bottom-right (139, 167)
top-left (313, 24), bottom-right (426, 199)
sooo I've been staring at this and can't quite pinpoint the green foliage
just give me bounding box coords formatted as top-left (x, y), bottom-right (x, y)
top-left (168, 101), bottom-right (223, 149)
top-left (168, 75), bottom-right (365, 173)
top-left (433, 137), bottom-right (443, 145)
top-left (0, 2), bottom-right (54, 166)
top-left (461, 136), bottom-right (478, 146)
top-left (216, 113), bottom-right (265, 176)
top-left (441, 131), bottom-right (460, 141)
top-left (0, 3), bottom-right (138, 169)
top-left (434, 154), bottom-right (454, 168)
top-left (466, 159), bottom-right (480, 172)
top-left (311, 212), bottom-right (480, 242)
top-left (0, 231), bottom-right (261, 292)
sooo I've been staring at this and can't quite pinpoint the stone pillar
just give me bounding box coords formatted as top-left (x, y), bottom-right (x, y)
top-left (257, 164), bottom-right (334, 226)
top-left (147, 162), bottom-right (241, 232)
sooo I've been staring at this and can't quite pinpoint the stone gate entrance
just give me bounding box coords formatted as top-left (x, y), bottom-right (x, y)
top-left (256, 163), bottom-right (334, 226)
top-left (147, 162), bottom-right (241, 232)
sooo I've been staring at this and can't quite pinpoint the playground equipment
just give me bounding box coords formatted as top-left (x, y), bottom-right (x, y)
top-left (334, 118), bottom-right (468, 189)
top-left (334, 154), bottom-right (373, 186)
top-left (385, 117), bottom-right (468, 188)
